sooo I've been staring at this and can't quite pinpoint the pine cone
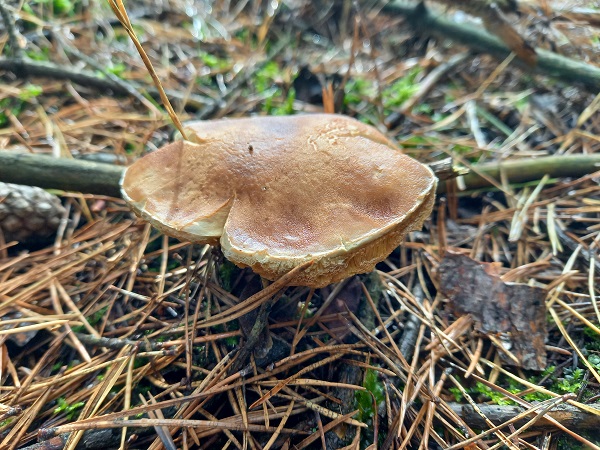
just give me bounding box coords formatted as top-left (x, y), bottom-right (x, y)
top-left (0, 182), bottom-right (66, 242)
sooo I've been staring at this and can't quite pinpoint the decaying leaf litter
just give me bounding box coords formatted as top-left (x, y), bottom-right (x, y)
top-left (1, 0), bottom-right (600, 448)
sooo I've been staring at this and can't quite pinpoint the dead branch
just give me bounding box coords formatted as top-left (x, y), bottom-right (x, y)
top-left (0, 58), bottom-right (210, 110)
top-left (19, 428), bottom-right (154, 450)
top-left (383, 1), bottom-right (600, 91)
top-left (0, 152), bottom-right (123, 197)
top-left (74, 333), bottom-right (162, 352)
top-left (454, 154), bottom-right (600, 192)
top-left (448, 402), bottom-right (600, 431)
top-left (2, 151), bottom-right (600, 198)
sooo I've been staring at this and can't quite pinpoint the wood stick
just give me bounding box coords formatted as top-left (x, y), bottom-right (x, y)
top-left (0, 152), bottom-right (124, 197)
top-left (447, 402), bottom-right (600, 431)
top-left (383, 1), bottom-right (600, 91)
top-left (454, 154), bottom-right (600, 192)
top-left (0, 58), bottom-right (211, 110)
top-left (2, 151), bottom-right (600, 197)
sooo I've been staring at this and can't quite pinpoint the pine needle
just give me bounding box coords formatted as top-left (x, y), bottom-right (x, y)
top-left (106, 0), bottom-right (187, 140)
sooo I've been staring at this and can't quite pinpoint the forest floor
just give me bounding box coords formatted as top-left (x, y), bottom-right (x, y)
top-left (1, 0), bottom-right (600, 449)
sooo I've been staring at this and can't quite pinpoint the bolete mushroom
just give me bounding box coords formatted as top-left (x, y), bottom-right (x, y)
top-left (121, 114), bottom-right (436, 288)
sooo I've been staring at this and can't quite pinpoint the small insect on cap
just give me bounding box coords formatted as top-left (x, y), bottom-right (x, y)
top-left (121, 114), bottom-right (437, 287)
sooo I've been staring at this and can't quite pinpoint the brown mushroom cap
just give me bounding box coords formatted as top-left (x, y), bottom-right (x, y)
top-left (121, 114), bottom-right (437, 287)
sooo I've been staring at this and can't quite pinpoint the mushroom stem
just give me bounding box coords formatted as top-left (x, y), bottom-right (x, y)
top-left (230, 296), bottom-right (276, 374)
top-left (231, 274), bottom-right (277, 373)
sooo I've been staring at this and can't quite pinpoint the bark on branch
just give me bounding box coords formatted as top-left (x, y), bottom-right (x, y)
top-left (0, 152), bottom-right (124, 197)
top-left (1, 151), bottom-right (600, 198)
top-left (456, 154), bottom-right (600, 192)
top-left (0, 58), bottom-right (211, 110)
top-left (383, 1), bottom-right (600, 91)
top-left (448, 402), bottom-right (600, 430)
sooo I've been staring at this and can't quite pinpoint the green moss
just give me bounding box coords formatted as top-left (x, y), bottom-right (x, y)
top-left (472, 381), bottom-right (515, 406)
top-left (135, 382), bottom-right (152, 395)
top-left (86, 306), bottom-right (109, 326)
top-left (269, 88), bottom-right (296, 116)
top-left (344, 78), bottom-right (375, 107)
top-left (449, 386), bottom-right (463, 402)
top-left (225, 336), bottom-right (240, 347)
top-left (105, 62), bottom-right (127, 78)
top-left (556, 434), bottom-right (589, 450)
top-left (589, 354), bottom-right (600, 370)
top-left (251, 61), bottom-right (295, 114)
top-left (124, 142), bottom-right (137, 154)
top-left (0, 83), bottom-right (44, 128)
top-left (54, 397), bottom-right (85, 420)
top-left (413, 103), bottom-right (433, 115)
top-left (583, 326), bottom-right (600, 351)
top-left (19, 84), bottom-right (43, 101)
top-left (0, 417), bottom-right (15, 428)
top-left (399, 135), bottom-right (436, 148)
top-left (556, 368), bottom-right (585, 394)
top-left (198, 52), bottom-right (230, 70)
top-left (133, 356), bottom-right (150, 370)
top-left (26, 0), bottom-right (75, 17)
top-left (255, 61), bottom-right (281, 92)
top-left (53, 0), bottom-right (74, 15)
top-left (218, 260), bottom-right (239, 291)
top-left (382, 66), bottom-right (422, 109)
top-left (355, 369), bottom-right (385, 420)
top-left (355, 369), bottom-right (386, 448)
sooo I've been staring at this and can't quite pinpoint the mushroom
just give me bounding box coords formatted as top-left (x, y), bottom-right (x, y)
top-left (121, 114), bottom-right (437, 288)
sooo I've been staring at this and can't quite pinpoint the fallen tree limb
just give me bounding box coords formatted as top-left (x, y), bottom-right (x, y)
top-left (454, 154), bottom-right (600, 192)
top-left (448, 402), bottom-right (600, 430)
top-left (0, 152), bottom-right (124, 197)
top-left (0, 58), bottom-right (211, 110)
top-left (1, 151), bottom-right (600, 198)
top-left (383, 1), bottom-right (600, 91)
top-left (19, 428), bottom-right (155, 450)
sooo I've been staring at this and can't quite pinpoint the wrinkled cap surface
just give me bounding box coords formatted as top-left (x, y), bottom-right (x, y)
top-left (121, 114), bottom-right (437, 287)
